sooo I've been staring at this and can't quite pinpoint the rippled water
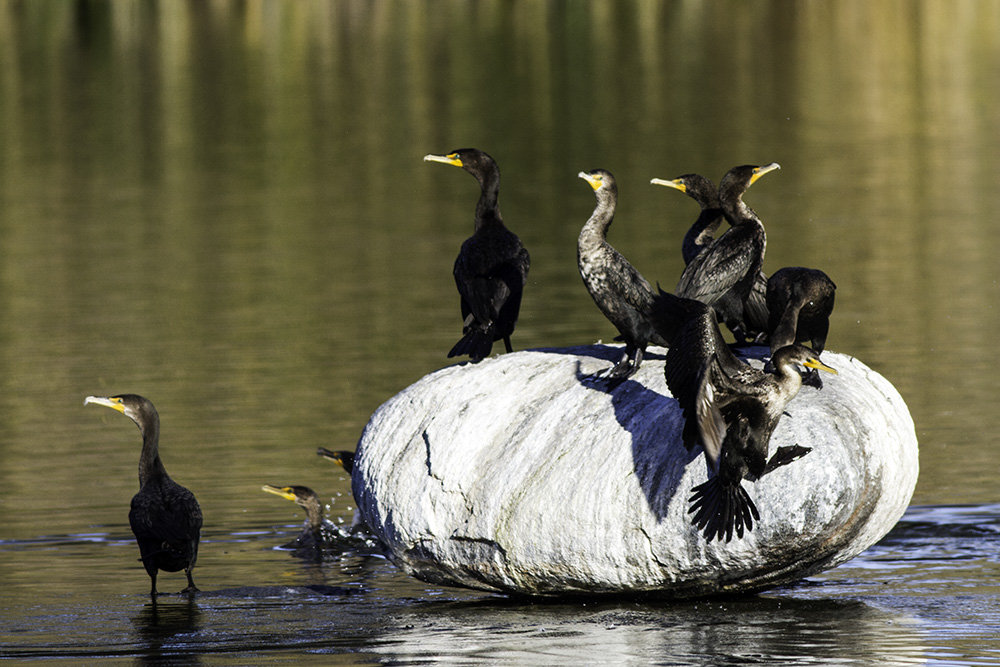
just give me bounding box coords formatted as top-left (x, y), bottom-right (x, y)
top-left (4, 504), bottom-right (1000, 664)
top-left (2, 1), bottom-right (1000, 664)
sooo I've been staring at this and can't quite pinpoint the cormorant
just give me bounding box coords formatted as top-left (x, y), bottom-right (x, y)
top-left (317, 447), bottom-right (354, 474)
top-left (650, 174), bottom-right (724, 264)
top-left (85, 394), bottom-right (202, 595)
top-left (262, 484), bottom-right (326, 558)
top-left (767, 267), bottom-right (837, 387)
top-left (646, 292), bottom-right (837, 542)
top-left (424, 149), bottom-right (531, 361)
top-left (577, 169), bottom-right (668, 380)
top-left (675, 163), bottom-right (780, 343)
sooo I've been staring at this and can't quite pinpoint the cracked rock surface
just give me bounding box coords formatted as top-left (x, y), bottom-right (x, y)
top-left (352, 344), bottom-right (918, 597)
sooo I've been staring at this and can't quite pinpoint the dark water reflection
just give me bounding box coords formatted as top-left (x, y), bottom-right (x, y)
top-left (2, 0), bottom-right (1000, 664)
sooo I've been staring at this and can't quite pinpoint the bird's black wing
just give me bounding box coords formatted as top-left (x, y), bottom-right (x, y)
top-left (129, 482), bottom-right (202, 558)
top-left (743, 270), bottom-right (770, 338)
top-left (649, 293), bottom-right (726, 460)
top-left (675, 225), bottom-right (763, 306)
top-left (453, 231), bottom-right (528, 326)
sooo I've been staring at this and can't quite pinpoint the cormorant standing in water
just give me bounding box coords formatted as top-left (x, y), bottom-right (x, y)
top-left (317, 447), bottom-right (354, 474)
top-left (262, 485), bottom-right (326, 559)
top-left (650, 174), bottom-right (724, 265)
top-left (767, 267), bottom-right (837, 387)
top-left (577, 169), bottom-right (668, 380)
top-left (675, 163), bottom-right (779, 343)
top-left (646, 292), bottom-right (837, 542)
top-left (85, 394), bottom-right (202, 595)
top-left (424, 149), bottom-right (531, 361)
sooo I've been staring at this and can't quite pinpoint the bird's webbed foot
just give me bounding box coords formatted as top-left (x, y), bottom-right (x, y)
top-left (726, 324), bottom-right (751, 346)
top-left (587, 348), bottom-right (640, 387)
top-left (689, 475), bottom-right (759, 542)
top-left (802, 367), bottom-right (824, 389)
top-left (762, 444), bottom-right (812, 475)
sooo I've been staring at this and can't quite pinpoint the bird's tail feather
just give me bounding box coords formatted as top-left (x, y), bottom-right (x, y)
top-left (448, 323), bottom-right (495, 361)
top-left (689, 475), bottom-right (759, 542)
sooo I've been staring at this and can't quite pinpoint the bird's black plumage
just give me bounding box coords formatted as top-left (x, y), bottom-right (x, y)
top-left (424, 149), bottom-right (530, 361)
top-left (650, 173), bottom-right (724, 265)
top-left (675, 163), bottom-right (779, 343)
top-left (766, 267), bottom-right (837, 388)
top-left (85, 394), bottom-right (202, 595)
top-left (647, 292), bottom-right (836, 542)
top-left (262, 484), bottom-right (326, 559)
top-left (317, 447), bottom-right (354, 475)
top-left (577, 169), bottom-right (668, 381)
top-left (767, 267), bottom-right (836, 355)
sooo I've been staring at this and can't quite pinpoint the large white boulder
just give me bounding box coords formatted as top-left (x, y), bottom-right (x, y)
top-left (352, 344), bottom-right (918, 597)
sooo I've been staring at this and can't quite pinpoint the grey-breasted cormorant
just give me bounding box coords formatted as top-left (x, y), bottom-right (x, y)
top-left (262, 484), bottom-right (326, 558)
top-left (424, 149), bottom-right (531, 361)
top-left (578, 169), bottom-right (668, 380)
top-left (646, 291), bottom-right (837, 542)
top-left (767, 267), bottom-right (837, 387)
top-left (85, 394), bottom-right (202, 595)
top-left (650, 174), bottom-right (724, 265)
top-left (317, 447), bottom-right (354, 474)
top-left (675, 163), bottom-right (779, 343)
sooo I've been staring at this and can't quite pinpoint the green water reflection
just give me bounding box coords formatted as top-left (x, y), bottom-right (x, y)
top-left (1, 0), bottom-right (1000, 660)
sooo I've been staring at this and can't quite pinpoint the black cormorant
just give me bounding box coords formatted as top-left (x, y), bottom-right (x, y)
top-left (262, 484), bottom-right (326, 558)
top-left (646, 292), bottom-right (837, 542)
top-left (577, 169), bottom-right (668, 380)
top-left (317, 447), bottom-right (354, 474)
top-left (85, 394), bottom-right (202, 595)
top-left (424, 149), bottom-right (531, 361)
top-left (767, 267), bottom-right (837, 387)
top-left (767, 267), bottom-right (836, 355)
top-left (675, 163), bottom-right (779, 343)
top-left (650, 174), bottom-right (724, 265)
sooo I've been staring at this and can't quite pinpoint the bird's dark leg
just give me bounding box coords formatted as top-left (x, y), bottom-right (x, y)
top-left (149, 571), bottom-right (158, 597)
top-left (181, 566), bottom-right (199, 594)
top-left (503, 336), bottom-right (513, 354)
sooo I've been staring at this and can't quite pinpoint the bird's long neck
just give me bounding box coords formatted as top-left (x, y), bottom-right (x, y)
top-left (138, 421), bottom-right (168, 488)
top-left (474, 171), bottom-right (502, 232)
top-left (303, 497), bottom-right (324, 534)
top-left (580, 188), bottom-right (616, 249)
top-left (720, 185), bottom-right (764, 231)
top-left (682, 209), bottom-right (724, 264)
top-left (770, 358), bottom-right (805, 407)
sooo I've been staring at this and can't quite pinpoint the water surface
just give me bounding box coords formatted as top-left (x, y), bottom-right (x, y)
top-left (2, 1), bottom-right (1000, 664)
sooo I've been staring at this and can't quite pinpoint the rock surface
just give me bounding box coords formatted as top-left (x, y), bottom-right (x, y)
top-left (352, 344), bottom-right (918, 597)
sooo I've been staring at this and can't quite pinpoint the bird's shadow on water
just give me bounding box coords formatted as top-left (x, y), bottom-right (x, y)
top-left (570, 356), bottom-right (701, 522)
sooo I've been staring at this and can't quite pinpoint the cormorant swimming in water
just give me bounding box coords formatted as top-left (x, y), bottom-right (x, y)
top-left (262, 484), bottom-right (327, 559)
top-left (766, 267), bottom-right (837, 387)
top-left (317, 447), bottom-right (354, 474)
top-left (646, 291), bottom-right (837, 542)
top-left (85, 394), bottom-right (202, 595)
top-left (577, 169), bottom-right (668, 380)
top-left (424, 149), bottom-right (531, 361)
top-left (675, 163), bottom-right (779, 343)
top-left (650, 174), bottom-right (724, 265)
